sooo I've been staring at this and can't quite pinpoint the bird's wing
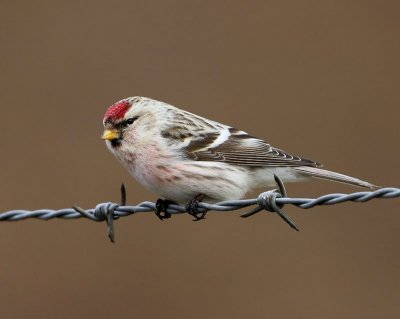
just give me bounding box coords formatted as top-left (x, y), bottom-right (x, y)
top-left (180, 126), bottom-right (321, 168)
top-left (158, 108), bottom-right (375, 188)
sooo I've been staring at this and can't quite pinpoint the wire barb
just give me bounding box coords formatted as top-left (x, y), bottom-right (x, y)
top-left (1, 176), bottom-right (399, 242)
top-left (72, 184), bottom-right (127, 243)
top-left (240, 174), bottom-right (299, 231)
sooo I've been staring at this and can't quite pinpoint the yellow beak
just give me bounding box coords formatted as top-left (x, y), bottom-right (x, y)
top-left (101, 129), bottom-right (120, 141)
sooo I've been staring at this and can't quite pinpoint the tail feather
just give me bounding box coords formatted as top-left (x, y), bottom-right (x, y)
top-left (293, 166), bottom-right (377, 189)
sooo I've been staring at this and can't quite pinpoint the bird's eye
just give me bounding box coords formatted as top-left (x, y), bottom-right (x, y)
top-left (125, 117), bottom-right (137, 125)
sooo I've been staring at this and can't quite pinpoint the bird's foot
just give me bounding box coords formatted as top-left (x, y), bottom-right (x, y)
top-left (186, 194), bottom-right (206, 221)
top-left (155, 199), bottom-right (176, 220)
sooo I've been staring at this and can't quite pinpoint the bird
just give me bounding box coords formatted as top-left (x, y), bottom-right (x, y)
top-left (101, 96), bottom-right (376, 220)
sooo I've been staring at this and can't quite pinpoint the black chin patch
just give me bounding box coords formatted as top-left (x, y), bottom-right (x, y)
top-left (110, 139), bottom-right (122, 147)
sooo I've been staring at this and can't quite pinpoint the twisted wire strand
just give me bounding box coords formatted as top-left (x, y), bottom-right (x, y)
top-left (1, 176), bottom-right (398, 242)
top-left (2, 188), bottom-right (398, 221)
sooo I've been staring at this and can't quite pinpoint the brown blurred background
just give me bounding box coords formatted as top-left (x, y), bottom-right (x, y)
top-left (0, 1), bottom-right (399, 318)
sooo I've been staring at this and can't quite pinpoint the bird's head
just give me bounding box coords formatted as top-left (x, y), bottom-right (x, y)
top-left (102, 97), bottom-right (157, 149)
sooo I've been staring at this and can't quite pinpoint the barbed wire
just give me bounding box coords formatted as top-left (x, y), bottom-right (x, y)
top-left (1, 175), bottom-right (399, 242)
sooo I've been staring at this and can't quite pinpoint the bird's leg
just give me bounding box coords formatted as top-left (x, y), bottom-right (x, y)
top-left (186, 194), bottom-right (206, 221)
top-left (155, 199), bottom-right (176, 220)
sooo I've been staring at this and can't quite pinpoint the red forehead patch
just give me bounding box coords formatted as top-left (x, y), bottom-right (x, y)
top-left (104, 100), bottom-right (131, 121)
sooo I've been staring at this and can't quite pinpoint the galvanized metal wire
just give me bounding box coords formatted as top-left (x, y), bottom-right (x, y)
top-left (1, 175), bottom-right (399, 242)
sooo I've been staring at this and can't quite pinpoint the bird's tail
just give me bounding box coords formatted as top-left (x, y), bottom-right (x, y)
top-left (293, 166), bottom-right (377, 188)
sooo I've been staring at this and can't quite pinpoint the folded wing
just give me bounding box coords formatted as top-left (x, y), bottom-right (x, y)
top-left (183, 127), bottom-right (321, 168)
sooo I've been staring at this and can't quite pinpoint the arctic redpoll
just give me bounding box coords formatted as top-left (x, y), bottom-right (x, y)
top-left (102, 97), bottom-right (375, 219)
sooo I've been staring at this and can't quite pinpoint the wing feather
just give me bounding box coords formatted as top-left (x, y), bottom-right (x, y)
top-left (160, 111), bottom-right (320, 168)
top-left (182, 127), bottom-right (321, 168)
